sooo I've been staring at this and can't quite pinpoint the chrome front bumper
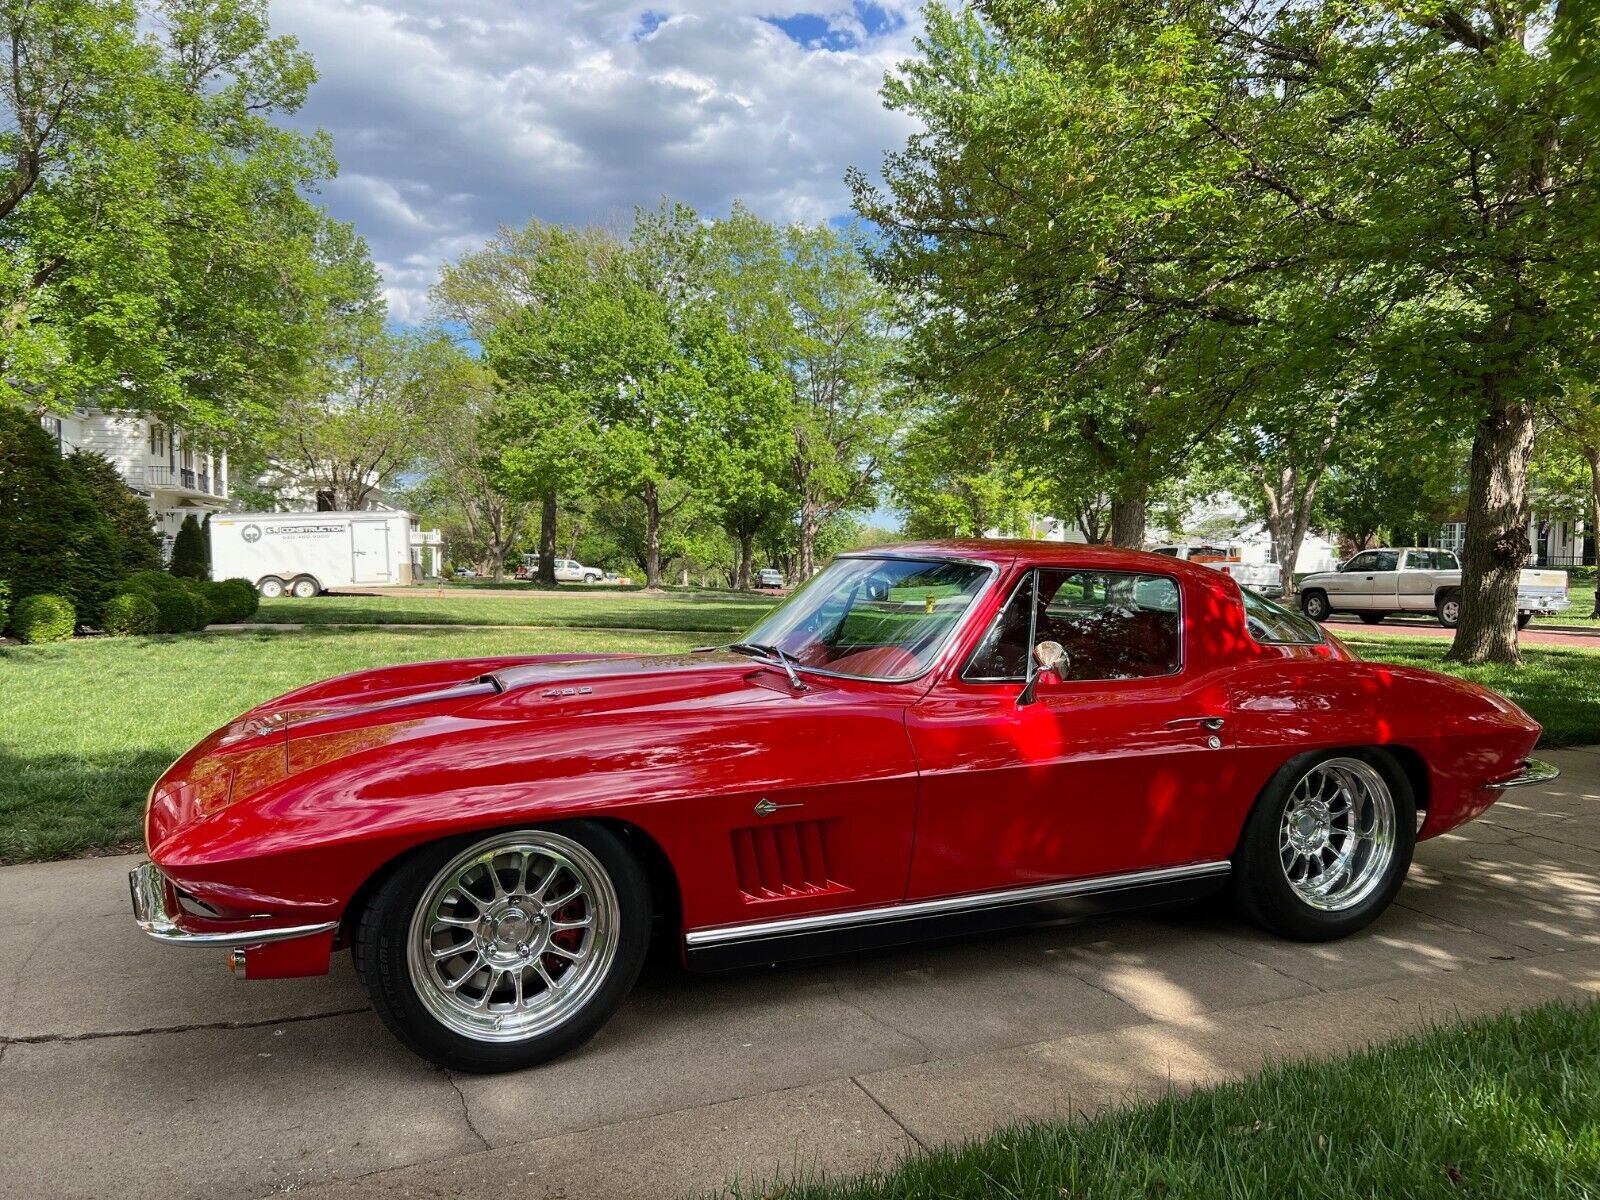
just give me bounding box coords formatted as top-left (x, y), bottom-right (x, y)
top-left (1487, 759), bottom-right (1561, 791)
top-left (128, 861), bottom-right (337, 947)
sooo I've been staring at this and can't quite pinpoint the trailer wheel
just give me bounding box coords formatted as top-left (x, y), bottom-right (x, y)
top-left (290, 575), bottom-right (320, 599)
top-left (257, 576), bottom-right (286, 599)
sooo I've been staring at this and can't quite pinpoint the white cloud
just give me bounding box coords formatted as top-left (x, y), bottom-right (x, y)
top-left (273, 1), bottom-right (924, 322)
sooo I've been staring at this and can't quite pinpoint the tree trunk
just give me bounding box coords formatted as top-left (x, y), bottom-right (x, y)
top-left (643, 486), bottom-right (663, 590)
top-left (798, 497), bottom-right (820, 579)
top-left (1446, 389), bottom-right (1535, 665)
top-left (1109, 488), bottom-right (1147, 549)
top-left (736, 531), bottom-right (755, 590)
top-left (1260, 467), bottom-right (1321, 601)
top-left (537, 490), bottom-right (558, 586)
top-left (1587, 449), bottom-right (1600, 619)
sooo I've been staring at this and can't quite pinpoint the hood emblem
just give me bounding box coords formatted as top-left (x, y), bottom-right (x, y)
top-left (541, 686), bottom-right (593, 699)
top-left (753, 798), bottom-right (802, 817)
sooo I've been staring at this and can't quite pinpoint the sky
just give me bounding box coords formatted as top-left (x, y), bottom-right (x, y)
top-left (271, 0), bottom-right (927, 323)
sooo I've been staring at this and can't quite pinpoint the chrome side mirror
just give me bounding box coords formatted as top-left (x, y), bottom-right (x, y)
top-left (1019, 640), bottom-right (1069, 706)
top-left (1033, 640), bottom-right (1068, 677)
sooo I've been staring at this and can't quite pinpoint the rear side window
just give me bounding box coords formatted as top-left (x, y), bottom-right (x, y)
top-left (966, 569), bottom-right (1181, 681)
top-left (1241, 589), bottom-right (1324, 645)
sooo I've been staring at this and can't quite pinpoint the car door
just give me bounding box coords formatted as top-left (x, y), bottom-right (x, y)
top-left (1324, 550), bottom-right (1381, 609)
top-left (1396, 550), bottom-right (1439, 612)
top-left (1360, 549), bottom-right (1402, 609)
top-left (903, 567), bottom-right (1239, 898)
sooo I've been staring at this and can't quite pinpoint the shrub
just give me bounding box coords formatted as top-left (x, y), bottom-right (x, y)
top-left (102, 593), bottom-right (159, 636)
top-left (187, 591), bottom-right (213, 631)
top-left (170, 513), bottom-right (210, 579)
top-left (0, 580), bottom-right (9, 632)
top-left (222, 577), bottom-right (259, 620)
top-left (151, 588), bottom-right (201, 634)
top-left (124, 570), bottom-right (184, 595)
top-left (11, 593), bottom-right (75, 643)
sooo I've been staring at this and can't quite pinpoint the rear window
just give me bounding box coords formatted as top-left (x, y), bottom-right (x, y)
top-left (1242, 589), bottom-right (1324, 645)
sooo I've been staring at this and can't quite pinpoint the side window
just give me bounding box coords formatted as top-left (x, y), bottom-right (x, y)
top-left (1241, 589), bottom-right (1325, 645)
top-left (1440, 551), bottom-right (1460, 570)
top-left (1344, 552), bottom-right (1377, 572)
top-left (964, 569), bottom-right (1181, 682)
top-left (1370, 551), bottom-right (1400, 572)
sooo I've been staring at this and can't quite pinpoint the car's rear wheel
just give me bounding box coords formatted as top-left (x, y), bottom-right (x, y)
top-left (1517, 612), bottom-right (1532, 631)
top-left (1300, 590), bottom-right (1331, 622)
top-left (1358, 612), bottom-right (1388, 625)
top-left (1437, 590), bottom-right (1461, 627)
top-left (1233, 752), bottom-right (1415, 941)
top-left (289, 575), bottom-right (320, 599)
top-left (354, 823), bottom-right (650, 1072)
top-left (257, 576), bottom-right (285, 599)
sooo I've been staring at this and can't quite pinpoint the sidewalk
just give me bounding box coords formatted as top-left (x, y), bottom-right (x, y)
top-left (2, 750), bottom-right (1597, 1200)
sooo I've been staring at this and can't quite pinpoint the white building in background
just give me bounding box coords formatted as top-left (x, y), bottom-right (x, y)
top-left (40, 407), bottom-right (230, 558)
top-left (247, 462), bottom-right (446, 579)
top-left (1424, 516), bottom-right (1593, 570)
top-left (1149, 493), bottom-right (1340, 576)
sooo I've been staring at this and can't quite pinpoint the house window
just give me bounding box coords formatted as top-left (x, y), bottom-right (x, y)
top-left (148, 425), bottom-right (167, 457)
top-left (1436, 523), bottom-right (1466, 555)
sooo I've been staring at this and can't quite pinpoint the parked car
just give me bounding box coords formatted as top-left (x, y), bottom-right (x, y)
top-left (131, 539), bottom-right (1553, 1073)
top-left (1297, 548), bottom-right (1569, 629)
top-left (519, 555), bottom-right (602, 584)
top-left (453, 567), bottom-right (477, 579)
top-left (754, 567), bottom-right (784, 589)
top-left (1150, 543), bottom-right (1282, 596)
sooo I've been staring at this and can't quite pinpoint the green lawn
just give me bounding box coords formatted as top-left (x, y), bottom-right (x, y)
top-left (1342, 635), bottom-right (1600, 748)
top-left (254, 591), bottom-right (775, 632)
top-left (739, 1000), bottom-right (1600, 1200)
top-left (0, 626), bottom-right (704, 864)
top-left (1562, 580), bottom-right (1598, 626)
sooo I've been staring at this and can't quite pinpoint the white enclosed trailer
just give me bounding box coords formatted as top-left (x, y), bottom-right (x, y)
top-left (209, 511), bottom-right (417, 597)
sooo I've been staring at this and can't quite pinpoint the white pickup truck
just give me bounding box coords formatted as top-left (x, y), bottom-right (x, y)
top-left (1298, 547), bottom-right (1569, 629)
top-left (1150, 543), bottom-right (1283, 597)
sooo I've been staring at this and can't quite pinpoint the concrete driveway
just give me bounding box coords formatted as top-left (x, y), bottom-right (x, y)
top-left (3, 751), bottom-right (1599, 1200)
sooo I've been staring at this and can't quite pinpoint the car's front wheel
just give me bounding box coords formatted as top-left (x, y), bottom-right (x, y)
top-left (1232, 751), bottom-right (1415, 941)
top-left (354, 823), bottom-right (651, 1072)
top-left (1300, 590), bottom-right (1331, 622)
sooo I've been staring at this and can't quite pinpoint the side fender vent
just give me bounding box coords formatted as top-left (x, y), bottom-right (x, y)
top-left (731, 818), bottom-right (847, 903)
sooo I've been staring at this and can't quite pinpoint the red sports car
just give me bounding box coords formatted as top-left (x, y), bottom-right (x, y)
top-left (131, 541), bottom-right (1556, 1072)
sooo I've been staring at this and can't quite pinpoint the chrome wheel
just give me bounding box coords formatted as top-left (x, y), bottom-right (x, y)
top-left (1279, 758), bottom-right (1396, 912)
top-left (1440, 598), bottom-right (1461, 626)
top-left (407, 830), bottom-right (619, 1044)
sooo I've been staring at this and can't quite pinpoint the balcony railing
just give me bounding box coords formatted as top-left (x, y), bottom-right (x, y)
top-left (132, 464), bottom-right (223, 497)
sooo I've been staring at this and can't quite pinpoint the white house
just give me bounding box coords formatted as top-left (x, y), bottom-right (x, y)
top-left (40, 407), bottom-right (231, 557)
top-left (1424, 516), bottom-right (1593, 569)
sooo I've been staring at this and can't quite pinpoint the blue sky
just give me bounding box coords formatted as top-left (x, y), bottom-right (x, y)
top-left (270, 1), bottom-right (925, 322)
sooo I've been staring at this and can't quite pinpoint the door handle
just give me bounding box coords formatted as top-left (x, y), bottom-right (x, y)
top-left (1166, 717), bottom-right (1225, 731)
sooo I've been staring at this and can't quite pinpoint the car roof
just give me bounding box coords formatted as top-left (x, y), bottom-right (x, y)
top-left (843, 538), bottom-right (1227, 584)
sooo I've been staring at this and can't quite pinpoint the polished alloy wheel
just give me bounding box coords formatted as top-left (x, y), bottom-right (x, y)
top-left (407, 831), bottom-right (619, 1043)
top-left (1278, 758), bottom-right (1396, 911)
top-left (1440, 598), bottom-right (1461, 625)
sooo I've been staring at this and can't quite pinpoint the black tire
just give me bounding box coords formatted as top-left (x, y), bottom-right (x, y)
top-left (1437, 589), bottom-right (1461, 628)
top-left (1232, 749), bottom-right (1416, 942)
top-left (1517, 612), bottom-right (1532, 631)
top-left (1358, 612), bottom-right (1388, 625)
top-left (353, 821), bottom-right (651, 1073)
top-left (583, 572), bottom-right (600, 584)
top-left (1300, 590), bottom-right (1331, 622)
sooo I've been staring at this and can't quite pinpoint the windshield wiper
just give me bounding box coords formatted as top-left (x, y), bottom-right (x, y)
top-left (727, 642), bottom-right (810, 692)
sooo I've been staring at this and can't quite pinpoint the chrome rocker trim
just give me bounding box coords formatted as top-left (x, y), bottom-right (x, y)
top-left (129, 862), bottom-right (337, 948)
top-left (1487, 759), bottom-right (1561, 791)
top-left (684, 860), bottom-right (1232, 971)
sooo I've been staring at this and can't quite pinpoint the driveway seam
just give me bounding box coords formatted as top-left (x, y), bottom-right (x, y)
top-left (828, 977), bottom-right (935, 1060)
top-left (851, 1075), bottom-right (930, 1152)
top-left (0, 1005), bottom-right (371, 1046)
top-left (443, 1068), bottom-right (492, 1151)
top-left (1211, 939), bottom-right (1328, 994)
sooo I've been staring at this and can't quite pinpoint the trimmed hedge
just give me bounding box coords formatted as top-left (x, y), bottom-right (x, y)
top-left (12, 593), bottom-right (75, 643)
top-left (221, 577), bottom-right (259, 620)
top-left (198, 578), bottom-right (256, 623)
top-left (123, 570), bottom-right (185, 595)
top-left (151, 588), bottom-right (202, 634)
top-left (103, 593), bottom-right (159, 636)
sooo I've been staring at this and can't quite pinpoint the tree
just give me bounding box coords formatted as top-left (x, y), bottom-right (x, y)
top-left (1, 0), bottom-right (336, 432)
top-left (1543, 380), bottom-right (1600, 615)
top-left (1315, 429), bottom-right (1468, 554)
top-left (0, 404), bottom-right (119, 624)
top-left (887, 404), bottom-right (1046, 538)
top-left (854, 0), bottom-right (1600, 663)
top-left (437, 221), bottom-right (616, 585)
top-left (169, 513), bottom-right (208, 579)
top-left (60, 451), bottom-right (161, 575)
top-left (411, 344), bottom-right (531, 582)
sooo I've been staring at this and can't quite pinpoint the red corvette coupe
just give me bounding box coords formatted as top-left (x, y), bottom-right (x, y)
top-left (131, 541), bottom-right (1555, 1071)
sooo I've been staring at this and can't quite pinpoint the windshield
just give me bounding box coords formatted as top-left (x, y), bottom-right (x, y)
top-left (740, 556), bottom-right (994, 680)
